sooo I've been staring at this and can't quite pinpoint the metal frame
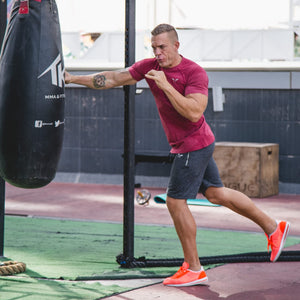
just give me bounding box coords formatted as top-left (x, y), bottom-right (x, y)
top-left (0, 0), bottom-right (7, 258)
top-left (0, 0), bottom-right (7, 46)
top-left (122, 0), bottom-right (136, 262)
top-left (0, 178), bottom-right (4, 257)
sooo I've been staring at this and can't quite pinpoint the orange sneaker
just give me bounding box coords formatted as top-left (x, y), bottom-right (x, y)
top-left (163, 262), bottom-right (208, 287)
top-left (266, 220), bottom-right (290, 262)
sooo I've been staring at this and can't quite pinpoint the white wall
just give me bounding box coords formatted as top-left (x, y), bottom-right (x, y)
top-left (56, 0), bottom-right (289, 33)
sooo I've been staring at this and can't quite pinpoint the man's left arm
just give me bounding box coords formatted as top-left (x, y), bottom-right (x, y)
top-left (145, 70), bottom-right (207, 123)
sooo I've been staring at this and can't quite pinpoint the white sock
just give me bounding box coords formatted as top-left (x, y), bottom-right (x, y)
top-left (269, 220), bottom-right (279, 238)
top-left (188, 266), bottom-right (204, 273)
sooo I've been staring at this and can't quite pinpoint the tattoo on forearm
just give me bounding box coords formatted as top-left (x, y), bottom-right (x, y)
top-left (93, 74), bottom-right (106, 88)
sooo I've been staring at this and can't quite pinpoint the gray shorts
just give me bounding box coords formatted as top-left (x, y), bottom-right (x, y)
top-left (167, 142), bottom-right (223, 199)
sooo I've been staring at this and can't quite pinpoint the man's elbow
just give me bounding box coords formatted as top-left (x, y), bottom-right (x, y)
top-left (189, 112), bottom-right (203, 123)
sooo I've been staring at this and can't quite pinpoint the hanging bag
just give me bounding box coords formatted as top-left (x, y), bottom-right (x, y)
top-left (0, 0), bottom-right (65, 188)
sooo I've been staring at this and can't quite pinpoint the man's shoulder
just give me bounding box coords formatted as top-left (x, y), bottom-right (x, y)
top-left (129, 58), bottom-right (158, 80)
top-left (134, 57), bottom-right (157, 68)
top-left (180, 56), bottom-right (208, 92)
top-left (181, 56), bottom-right (206, 72)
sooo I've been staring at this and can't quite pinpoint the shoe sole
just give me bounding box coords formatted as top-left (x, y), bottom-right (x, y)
top-left (272, 221), bottom-right (290, 262)
top-left (164, 277), bottom-right (208, 287)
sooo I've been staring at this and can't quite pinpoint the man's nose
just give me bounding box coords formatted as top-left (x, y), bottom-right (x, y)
top-left (154, 48), bottom-right (161, 57)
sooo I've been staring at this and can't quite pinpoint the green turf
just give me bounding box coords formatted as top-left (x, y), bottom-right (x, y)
top-left (0, 276), bottom-right (129, 300)
top-left (1, 216), bottom-right (299, 299)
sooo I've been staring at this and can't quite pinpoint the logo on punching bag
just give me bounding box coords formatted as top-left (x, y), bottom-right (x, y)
top-left (34, 120), bottom-right (65, 128)
top-left (38, 54), bottom-right (64, 88)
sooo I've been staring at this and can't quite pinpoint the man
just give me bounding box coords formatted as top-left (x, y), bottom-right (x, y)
top-left (65, 24), bottom-right (290, 287)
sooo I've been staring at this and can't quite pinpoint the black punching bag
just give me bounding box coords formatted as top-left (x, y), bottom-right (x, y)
top-left (0, 0), bottom-right (65, 188)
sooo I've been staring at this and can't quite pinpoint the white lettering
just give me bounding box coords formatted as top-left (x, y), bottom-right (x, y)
top-left (38, 54), bottom-right (65, 88)
top-left (44, 93), bottom-right (65, 100)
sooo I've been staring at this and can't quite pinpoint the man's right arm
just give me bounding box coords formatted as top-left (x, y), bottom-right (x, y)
top-left (64, 68), bottom-right (137, 89)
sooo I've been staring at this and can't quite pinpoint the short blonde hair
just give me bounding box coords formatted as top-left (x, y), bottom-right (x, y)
top-left (151, 24), bottom-right (178, 41)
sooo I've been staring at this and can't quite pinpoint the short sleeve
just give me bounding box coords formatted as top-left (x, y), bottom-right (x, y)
top-left (128, 58), bottom-right (156, 82)
top-left (185, 65), bottom-right (208, 96)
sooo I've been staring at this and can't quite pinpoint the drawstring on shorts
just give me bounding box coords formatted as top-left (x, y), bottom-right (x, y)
top-left (185, 153), bottom-right (190, 167)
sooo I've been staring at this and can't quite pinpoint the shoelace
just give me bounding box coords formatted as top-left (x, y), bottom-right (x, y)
top-left (175, 266), bottom-right (188, 277)
top-left (173, 263), bottom-right (203, 278)
top-left (266, 234), bottom-right (272, 252)
top-left (267, 239), bottom-right (272, 252)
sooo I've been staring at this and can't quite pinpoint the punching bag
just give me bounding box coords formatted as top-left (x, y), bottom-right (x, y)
top-left (0, 0), bottom-right (65, 188)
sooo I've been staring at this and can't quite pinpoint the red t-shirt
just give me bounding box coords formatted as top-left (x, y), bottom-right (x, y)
top-left (129, 56), bottom-right (215, 153)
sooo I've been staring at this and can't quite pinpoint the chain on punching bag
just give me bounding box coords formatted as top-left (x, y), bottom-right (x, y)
top-left (0, 0), bottom-right (65, 188)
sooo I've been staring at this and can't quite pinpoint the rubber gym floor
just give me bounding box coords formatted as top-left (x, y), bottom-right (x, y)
top-left (2, 180), bottom-right (300, 299)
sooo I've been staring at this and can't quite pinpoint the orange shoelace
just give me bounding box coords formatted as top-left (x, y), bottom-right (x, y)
top-left (175, 265), bottom-right (188, 277)
top-left (266, 234), bottom-right (272, 252)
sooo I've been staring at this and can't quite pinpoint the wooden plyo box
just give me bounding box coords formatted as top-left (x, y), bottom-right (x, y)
top-left (213, 142), bottom-right (279, 198)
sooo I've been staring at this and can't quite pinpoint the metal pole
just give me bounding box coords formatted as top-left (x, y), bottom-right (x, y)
top-left (0, 0), bottom-right (7, 258)
top-left (123, 0), bottom-right (136, 261)
top-left (0, 0), bottom-right (7, 47)
top-left (0, 178), bottom-right (4, 257)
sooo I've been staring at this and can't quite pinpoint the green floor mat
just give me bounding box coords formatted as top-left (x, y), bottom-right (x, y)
top-left (154, 193), bottom-right (220, 206)
top-left (1, 216), bottom-right (299, 299)
top-left (0, 276), bottom-right (129, 300)
top-left (3, 216), bottom-right (300, 279)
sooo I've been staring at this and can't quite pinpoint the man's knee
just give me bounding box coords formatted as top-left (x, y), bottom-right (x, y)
top-left (166, 196), bottom-right (187, 211)
top-left (205, 186), bottom-right (226, 205)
